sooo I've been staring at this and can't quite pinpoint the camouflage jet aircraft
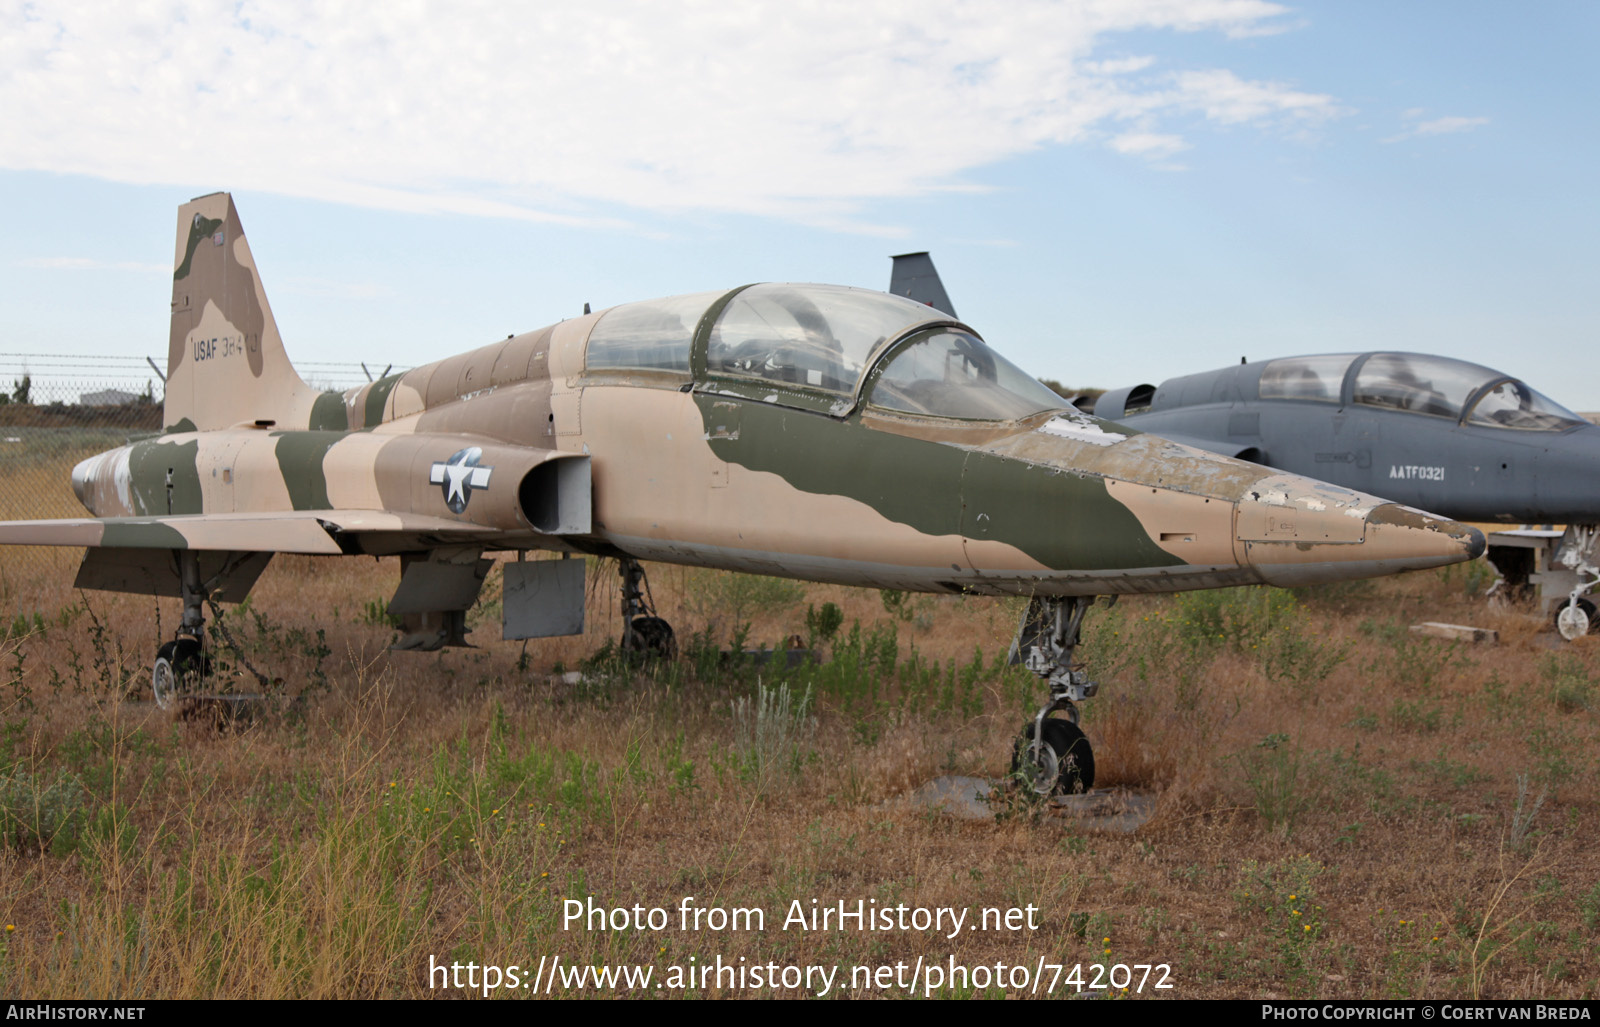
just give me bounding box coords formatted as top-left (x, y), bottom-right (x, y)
top-left (891, 253), bottom-right (1600, 641)
top-left (0, 195), bottom-right (1485, 794)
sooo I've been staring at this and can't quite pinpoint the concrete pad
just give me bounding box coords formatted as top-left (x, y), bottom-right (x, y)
top-left (906, 775), bottom-right (994, 820)
top-left (1410, 622), bottom-right (1497, 644)
top-left (1048, 788), bottom-right (1157, 834)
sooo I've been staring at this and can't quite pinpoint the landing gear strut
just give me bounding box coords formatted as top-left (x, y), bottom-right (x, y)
top-left (1555, 525), bottom-right (1600, 641)
top-left (1009, 595), bottom-right (1102, 795)
top-left (618, 556), bottom-right (676, 658)
top-left (152, 551), bottom-right (210, 709)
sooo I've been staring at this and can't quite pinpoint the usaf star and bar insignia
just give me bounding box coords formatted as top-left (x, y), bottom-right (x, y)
top-left (429, 447), bottom-right (493, 514)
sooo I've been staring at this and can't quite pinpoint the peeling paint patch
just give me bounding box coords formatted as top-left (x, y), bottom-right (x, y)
top-left (1039, 415), bottom-right (1124, 447)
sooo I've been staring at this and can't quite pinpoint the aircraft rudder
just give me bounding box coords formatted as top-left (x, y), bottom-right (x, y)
top-left (165, 192), bottom-right (314, 430)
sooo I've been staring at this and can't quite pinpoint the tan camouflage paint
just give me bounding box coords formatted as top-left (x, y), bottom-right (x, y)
top-left (166, 193), bottom-right (323, 432)
top-left (0, 193), bottom-right (1484, 613)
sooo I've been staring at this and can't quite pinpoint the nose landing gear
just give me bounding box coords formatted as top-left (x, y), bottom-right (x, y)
top-left (1009, 595), bottom-right (1104, 796)
top-left (618, 556), bottom-right (676, 658)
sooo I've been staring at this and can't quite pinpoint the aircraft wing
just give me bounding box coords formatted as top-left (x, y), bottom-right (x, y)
top-left (0, 510), bottom-right (501, 555)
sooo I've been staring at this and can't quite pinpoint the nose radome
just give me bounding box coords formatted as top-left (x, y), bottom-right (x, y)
top-left (71, 454), bottom-right (95, 511)
top-left (1368, 502), bottom-right (1486, 560)
top-left (1229, 473), bottom-right (1485, 588)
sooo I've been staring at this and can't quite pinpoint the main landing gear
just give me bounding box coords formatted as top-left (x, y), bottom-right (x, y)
top-left (1554, 525), bottom-right (1600, 641)
top-left (618, 556), bottom-right (676, 658)
top-left (1009, 595), bottom-right (1104, 796)
top-left (152, 551), bottom-right (211, 709)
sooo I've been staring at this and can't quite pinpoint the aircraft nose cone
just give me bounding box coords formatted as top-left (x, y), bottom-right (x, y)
top-left (70, 455), bottom-right (95, 510)
top-left (1243, 498), bottom-right (1484, 588)
top-left (1363, 501), bottom-right (1485, 563)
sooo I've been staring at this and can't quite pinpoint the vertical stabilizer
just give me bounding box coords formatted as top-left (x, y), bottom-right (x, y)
top-left (165, 193), bottom-right (317, 430)
top-left (888, 251), bottom-right (957, 319)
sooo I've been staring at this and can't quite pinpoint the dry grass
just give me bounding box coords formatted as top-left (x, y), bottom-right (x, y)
top-left (0, 539), bottom-right (1596, 999)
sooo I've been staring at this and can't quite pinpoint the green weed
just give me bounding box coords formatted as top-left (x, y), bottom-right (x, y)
top-left (0, 767), bottom-right (87, 853)
top-left (730, 680), bottom-right (814, 784)
top-left (1237, 734), bottom-right (1318, 837)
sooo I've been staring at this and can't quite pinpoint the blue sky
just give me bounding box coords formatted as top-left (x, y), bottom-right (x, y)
top-left (2, 2), bottom-right (1596, 404)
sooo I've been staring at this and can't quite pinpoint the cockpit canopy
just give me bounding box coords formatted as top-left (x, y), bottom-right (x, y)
top-left (584, 283), bottom-right (1066, 423)
top-left (585, 289), bottom-right (722, 373)
top-left (708, 284), bottom-right (934, 398)
top-left (869, 327), bottom-right (1068, 421)
top-left (1257, 352), bottom-right (1584, 431)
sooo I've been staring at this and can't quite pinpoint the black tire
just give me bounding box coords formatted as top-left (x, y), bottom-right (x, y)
top-left (1554, 597), bottom-right (1598, 640)
top-left (152, 637), bottom-right (207, 710)
top-left (624, 616), bottom-right (677, 659)
top-left (1011, 718), bottom-right (1095, 796)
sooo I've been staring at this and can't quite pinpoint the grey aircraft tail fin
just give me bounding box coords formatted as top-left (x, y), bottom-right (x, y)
top-left (888, 252), bottom-right (957, 318)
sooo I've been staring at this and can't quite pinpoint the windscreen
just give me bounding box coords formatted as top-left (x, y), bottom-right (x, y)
top-left (1466, 379), bottom-right (1585, 431)
top-left (868, 328), bottom-right (1068, 421)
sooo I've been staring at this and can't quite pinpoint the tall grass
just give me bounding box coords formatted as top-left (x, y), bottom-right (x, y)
top-left (0, 534), bottom-right (1595, 999)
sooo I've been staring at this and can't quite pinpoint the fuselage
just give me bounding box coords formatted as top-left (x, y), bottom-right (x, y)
top-left (73, 287), bottom-right (1483, 594)
top-left (1100, 352), bottom-right (1600, 525)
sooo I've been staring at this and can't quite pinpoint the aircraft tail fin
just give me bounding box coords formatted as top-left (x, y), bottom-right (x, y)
top-left (888, 251), bottom-right (958, 319)
top-left (164, 193), bottom-right (318, 431)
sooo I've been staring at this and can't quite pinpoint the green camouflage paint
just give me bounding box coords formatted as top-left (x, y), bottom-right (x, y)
top-left (100, 521), bottom-right (191, 549)
top-left (173, 214), bottom-right (223, 282)
top-left (364, 374), bottom-right (402, 429)
top-left (127, 438), bottom-right (202, 516)
top-left (959, 449), bottom-right (1178, 570)
top-left (697, 395), bottom-right (1183, 571)
top-left (310, 391), bottom-right (349, 431)
top-left (272, 431), bottom-right (344, 510)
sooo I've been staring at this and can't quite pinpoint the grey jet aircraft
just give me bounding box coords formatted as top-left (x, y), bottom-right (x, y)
top-left (1094, 354), bottom-right (1600, 638)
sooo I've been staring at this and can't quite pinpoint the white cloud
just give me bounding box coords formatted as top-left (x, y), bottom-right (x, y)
top-left (0, 1), bottom-right (1334, 228)
top-left (1084, 56), bottom-right (1158, 74)
top-left (1382, 111), bottom-right (1489, 143)
top-left (1414, 116), bottom-right (1490, 136)
top-left (1169, 69), bottom-right (1340, 124)
top-left (1109, 132), bottom-right (1190, 158)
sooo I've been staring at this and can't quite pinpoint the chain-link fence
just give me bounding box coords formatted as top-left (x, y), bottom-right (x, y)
top-left (0, 356), bottom-right (390, 603)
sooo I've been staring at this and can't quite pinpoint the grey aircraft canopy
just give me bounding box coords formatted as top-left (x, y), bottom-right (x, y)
top-left (1099, 351), bottom-right (1598, 525)
top-left (1253, 353), bottom-right (1584, 431)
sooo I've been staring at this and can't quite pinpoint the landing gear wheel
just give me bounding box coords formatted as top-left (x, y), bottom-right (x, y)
top-left (1011, 719), bottom-right (1095, 797)
top-left (1555, 598), bottom-right (1597, 641)
top-left (152, 637), bottom-right (207, 710)
top-left (624, 616), bottom-right (677, 659)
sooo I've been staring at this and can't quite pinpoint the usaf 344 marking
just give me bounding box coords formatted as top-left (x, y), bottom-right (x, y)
top-left (0, 196), bottom-right (1485, 795)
